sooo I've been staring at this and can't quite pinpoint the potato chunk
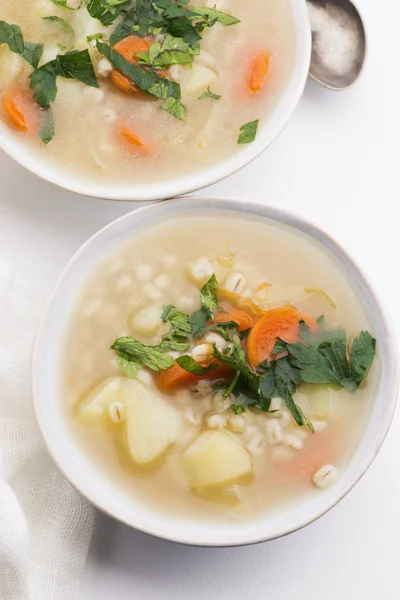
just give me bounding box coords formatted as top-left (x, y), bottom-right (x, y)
top-left (122, 379), bottom-right (181, 464)
top-left (78, 377), bottom-right (124, 426)
top-left (181, 431), bottom-right (253, 489)
top-left (183, 63), bottom-right (218, 96)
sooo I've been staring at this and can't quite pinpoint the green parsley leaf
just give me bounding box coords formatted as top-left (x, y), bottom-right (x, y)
top-left (43, 16), bottom-right (75, 51)
top-left (213, 335), bottom-right (256, 387)
top-left (87, 33), bottom-right (105, 42)
top-left (30, 49), bottom-right (99, 109)
top-left (199, 274), bottom-right (224, 321)
top-left (176, 355), bottom-right (219, 376)
top-left (87, 0), bottom-right (131, 26)
top-left (190, 307), bottom-right (209, 337)
top-left (239, 327), bottom-right (251, 340)
top-left (117, 354), bottom-right (141, 379)
top-left (232, 404), bottom-right (246, 415)
top-left (238, 119), bottom-right (259, 144)
top-left (112, 336), bottom-right (174, 374)
top-left (0, 21), bottom-right (43, 69)
top-left (195, 320), bottom-right (239, 342)
top-left (39, 108), bottom-right (55, 144)
top-left (160, 96), bottom-right (186, 120)
top-left (159, 305), bottom-right (192, 351)
top-left (274, 324), bottom-right (376, 392)
top-left (137, 34), bottom-right (199, 69)
top-left (349, 331), bottom-right (376, 386)
top-left (30, 62), bottom-right (59, 108)
top-left (198, 86), bottom-right (221, 100)
top-left (49, 0), bottom-right (86, 8)
top-left (189, 7), bottom-right (240, 26)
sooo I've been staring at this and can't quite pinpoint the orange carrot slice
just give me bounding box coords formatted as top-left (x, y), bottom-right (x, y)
top-left (157, 361), bottom-right (232, 393)
top-left (2, 89), bottom-right (40, 133)
top-left (118, 124), bottom-right (149, 155)
top-left (274, 429), bottom-right (337, 482)
top-left (214, 302), bottom-right (256, 333)
top-left (246, 306), bottom-right (318, 368)
top-left (111, 35), bottom-right (152, 94)
top-left (249, 53), bottom-right (270, 93)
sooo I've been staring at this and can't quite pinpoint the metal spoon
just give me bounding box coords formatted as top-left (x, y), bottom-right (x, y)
top-left (306, 0), bottom-right (367, 90)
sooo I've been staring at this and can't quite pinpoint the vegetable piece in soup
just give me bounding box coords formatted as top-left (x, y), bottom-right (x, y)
top-left (63, 214), bottom-right (378, 523)
top-left (0, 0), bottom-right (295, 182)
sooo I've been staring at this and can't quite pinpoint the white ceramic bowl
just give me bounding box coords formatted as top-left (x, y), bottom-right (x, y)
top-left (32, 197), bottom-right (398, 546)
top-left (0, 1), bottom-right (311, 201)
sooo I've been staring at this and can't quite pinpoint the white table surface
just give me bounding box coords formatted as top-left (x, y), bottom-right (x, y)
top-left (1, 1), bottom-right (399, 598)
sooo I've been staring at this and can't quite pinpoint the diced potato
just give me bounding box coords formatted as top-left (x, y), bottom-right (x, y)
top-left (0, 47), bottom-right (25, 87)
top-left (130, 304), bottom-right (163, 336)
top-left (181, 431), bottom-right (253, 488)
top-left (122, 379), bottom-right (181, 464)
top-left (183, 63), bottom-right (218, 97)
top-left (78, 377), bottom-right (124, 426)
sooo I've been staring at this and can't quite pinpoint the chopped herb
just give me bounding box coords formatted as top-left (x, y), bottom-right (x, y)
top-left (239, 327), bottom-right (251, 340)
top-left (137, 33), bottom-right (199, 69)
top-left (39, 108), bottom-right (55, 144)
top-left (30, 49), bottom-right (98, 109)
top-left (190, 307), bottom-right (209, 337)
top-left (43, 16), bottom-right (75, 51)
top-left (198, 86), bottom-right (221, 100)
top-left (189, 6), bottom-right (240, 27)
top-left (213, 335), bottom-right (257, 390)
top-left (238, 119), bottom-right (259, 144)
top-left (176, 355), bottom-right (219, 376)
top-left (87, 33), bottom-right (105, 43)
top-left (195, 320), bottom-right (239, 341)
top-left (49, 0), bottom-right (86, 8)
top-left (199, 274), bottom-right (224, 321)
top-left (87, 0), bottom-right (131, 26)
top-left (110, 0), bottom-right (239, 48)
top-left (0, 21), bottom-right (43, 69)
top-left (232, 404), bottom-right (246, 415)
top-left (160, 305), bottom-right (192, 351)
top-left (111, 336), bottom-right (174, 375)
top-left (96, 41), bottom-right (184, 119)
top-left (276, 324), bottom-right (376, 392)
top-left (223, 369), bottom-right (240, 398)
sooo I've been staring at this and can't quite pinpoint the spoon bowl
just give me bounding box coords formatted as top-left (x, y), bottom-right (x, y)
top-left (307, 0), bottom-right (367, 90)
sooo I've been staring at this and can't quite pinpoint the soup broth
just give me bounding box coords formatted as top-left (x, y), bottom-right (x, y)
top-left (62, 214), bottom-right (378, 522)
top-left (0, 1), bottom-right (295, 185)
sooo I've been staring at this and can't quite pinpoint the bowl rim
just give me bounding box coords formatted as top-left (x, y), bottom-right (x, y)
top-left (32, 196), bottom-right (399, 547)
top-left (0, 0), bottom-right (311, 201)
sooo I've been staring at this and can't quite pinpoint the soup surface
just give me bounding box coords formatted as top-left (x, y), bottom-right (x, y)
top-left (62, 213), bottom-right (378, 523)
top-left (0, 0), bottom-right (295, 185)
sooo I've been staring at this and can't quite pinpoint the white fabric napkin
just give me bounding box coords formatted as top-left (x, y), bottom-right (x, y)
top-left (0, 260), bottom-right (94, 600)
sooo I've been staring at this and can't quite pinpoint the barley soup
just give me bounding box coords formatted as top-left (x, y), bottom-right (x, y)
top-left (62, 214), bottom-right (378, 522)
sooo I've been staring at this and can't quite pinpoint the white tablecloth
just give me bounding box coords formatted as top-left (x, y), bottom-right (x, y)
top-left (0, 1), bottom-right (399, 598)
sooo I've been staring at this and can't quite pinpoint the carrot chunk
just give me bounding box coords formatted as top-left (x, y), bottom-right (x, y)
top-left (246, 306), bottom-right (318, 368)
top-left (111, 35), bottom-right (152, 94)
top-left (157, 361), bottom-right (232, 393)
top-left (214, 302), bottom-right (256, 333)
top-left (2, 89), bottom-right (40, 133)
top-left (249, 53), bottom-right (270, 93)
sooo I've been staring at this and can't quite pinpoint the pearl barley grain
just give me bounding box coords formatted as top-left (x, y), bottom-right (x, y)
top-left (312, 465), bottom-right (338, 488)
top-left (109, 402), bottom-right (125, 424)
top-left (136, 264), bottom-right (153, 282)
